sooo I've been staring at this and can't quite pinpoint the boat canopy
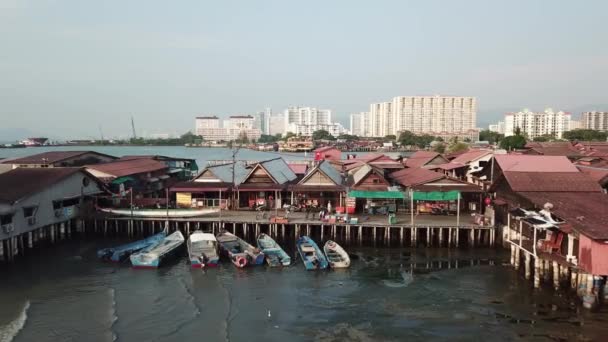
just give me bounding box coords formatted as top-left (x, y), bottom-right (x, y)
top-left (348, 190), bottom-right (406, 199)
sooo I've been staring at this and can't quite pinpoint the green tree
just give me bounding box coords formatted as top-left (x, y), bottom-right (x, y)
top-left (398, 130), bottom-right (417, 146)
top-left (337, 134), bottom-right (358, 141)
top-left (235, 131), bottom-right (249, 144)
top-left (433, 142), bottom-right (446, 153)
top-left (562, 129), bottom-right (608, 142)
top-left (383, 134), bottom-right (397, 142)
top-left (312, 129), bottom-right (336, 141)
top-left (479, 130), bottom-right (504, 144)
top-left (500, 135), bottom-right (527, 150)
top-left (258, 134), bottom-right (279, 143)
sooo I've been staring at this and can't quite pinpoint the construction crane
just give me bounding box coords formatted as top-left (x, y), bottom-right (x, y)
top-left (131, 116), bottom-right (137, 139)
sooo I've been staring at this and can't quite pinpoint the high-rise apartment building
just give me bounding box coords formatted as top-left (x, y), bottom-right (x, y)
top-left (350, 112), bottom-right (367, 136)
top-left (195, 116), bottom-right (220, 135)
top-left (504, 108), bottom-right (572, 139)
top-left (253, 108), bottom-right (272, 135)
top-left (362, 95), bottom-right (477, 138)
top-left (489, 121), bottom-right (505, 134)
top-left (582, 111), bottom-right (608, 131)
top-left (283, 106), bottom-right (343, 136)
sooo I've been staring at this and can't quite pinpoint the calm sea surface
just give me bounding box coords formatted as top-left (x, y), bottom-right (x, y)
top-left (1, 147), bottom-right (608, 341)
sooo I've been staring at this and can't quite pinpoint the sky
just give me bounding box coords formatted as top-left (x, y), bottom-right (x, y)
top-left (1, 0), bottom-right (607, 140)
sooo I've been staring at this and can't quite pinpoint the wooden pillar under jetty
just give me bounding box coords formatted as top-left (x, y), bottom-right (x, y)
top-left (411, 227), bottom-right (417, 247)
top-left (455, 228), bottom-right (460, 247)
top-left (358, 226), bottom-right (363, 246)
top-left (400, 227), bottom-right (404, 246)
top-left (448, 228), bottom-right (452, 247)
top-left (321, 225), bottom-right (324, 240)
top-left (534, 257), bottom-right (541, 287)
top-left (373, 227), bottom-right (377, 246)
top-left (426, 227), bottom-right (431, 247)
top-left (552, 261), bottom-right (560, 290)
top-left (514, 247), bottom-right (520, 270)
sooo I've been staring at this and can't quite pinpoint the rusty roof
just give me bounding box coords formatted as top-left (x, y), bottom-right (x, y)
top-left (314, 146), bottom-right (339, 153)
top-left (390, 167), bottom-right (445, 187)
top-left (450, 150), bottom-right (492, 164)
top-left (3, 151), bottom-right (117, 165)
top-left (518, 192), bottom-right (608, 240)
top-left (502, 171), bottom-right (602, 192)
top-left (0, 168), bottom-right (88, 204)
top-left (86, 159), bottom-right (168, 178)
top-left (404, 151), bottom-right (448, 168)
top-left (495, 155), bottom-right (578, 173)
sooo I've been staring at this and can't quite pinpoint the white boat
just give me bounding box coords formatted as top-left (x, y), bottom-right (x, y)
top-left (187, 231), bottom-right (220, 268)
top-left (130, 230), bottom-right (185, 268)
top-left (97, 207), bottom-right (219, 218)
top-left (323, 240), bottom-right (350, 268)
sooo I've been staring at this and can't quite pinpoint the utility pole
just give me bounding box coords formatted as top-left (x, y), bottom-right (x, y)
top-left (98, 125), bottom-right (104, 143)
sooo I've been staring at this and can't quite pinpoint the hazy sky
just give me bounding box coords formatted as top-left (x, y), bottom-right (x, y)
top-left (1, 0), bottom-right (607, 139)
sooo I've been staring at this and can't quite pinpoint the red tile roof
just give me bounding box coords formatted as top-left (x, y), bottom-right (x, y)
top-left (502, 171), bottom-right (602, 192)
top-left (576, 166), bottom-right (608, 185)
top-left (495, 155), bottom-right (578, 173)
top-left (314, 146), bottom-right (339, 153)
top-left (0, 168), bottom-right (89, 203)
top-left (518, 192), bottom-right (608, 240)
top-left (86, 159), bottom-right (168, 178)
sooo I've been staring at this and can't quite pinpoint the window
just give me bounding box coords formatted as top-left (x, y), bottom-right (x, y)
top-left (372, 179), bottom-right (380, 184)
top-left (0, 214), bottom-right (13, 225)
top-left (23, 206), bottom-right (37, 218)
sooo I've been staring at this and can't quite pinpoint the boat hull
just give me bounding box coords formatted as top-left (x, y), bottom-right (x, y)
top-left (296, 236), bottom-right (329, 270)
top-left (97, 232), bottom-right (166, 262)
top-left (217, 231), bottom-right (264, 268)
top-left (97, 207), bottom-right (219, 218)
top-left (256, 233), bottom-right (291, 267)
top-left (324, 240), bottom-right (351, 269)
top-left (130, 231), bottom-right (185, 268)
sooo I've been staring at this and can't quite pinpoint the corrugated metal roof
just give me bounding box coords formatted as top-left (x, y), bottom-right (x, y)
top-left (450, 150), bottom-right (492, 164)
top-left (352, 164), bottom-right (372, 185)
top-left (288, 163), bottom-right (308, 175)
top-left (518, 192), bottom-right (608, 240)
top-left (202, 162), bottom-right (249, 184)
top-left (259, 158), bottom-right (297, 184)
top-left (404, 151), bottom-right (447, 168)
top-left (495, 155), bottom-right (578, 173)
top-left (86, 159), bottom-right (168, 178)
top-left (319, 160), bottom-right (343, 185)
top-left (0, 168), bottom-right (87, 204)
top-left (3, 151), bottom-right (117, 165)
top-left (503, 171), bottom-right (601, 192)
top-left (390, 167), bottom-right (445, 187)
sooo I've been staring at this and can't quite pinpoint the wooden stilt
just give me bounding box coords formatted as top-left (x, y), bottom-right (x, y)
top-left (358, 226), bottom-right (363, 245)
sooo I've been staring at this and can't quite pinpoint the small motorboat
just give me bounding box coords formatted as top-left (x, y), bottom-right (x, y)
top-left (97, 231), bottom-right (166, 262)
top-left (256, 233), bottom-right (291, 267)
top-left (216, 231), bottom-right (264, 268)
top-left (97, 207), bottom-right (219, 218)
top-left (187, 231), bottom-right (220, 268)
top-left (323, 240), bottom-right (351, 268)
top-left (296, 236), bottom-right (328, 270)
top-left (130, 230), bottom-right (185, 268)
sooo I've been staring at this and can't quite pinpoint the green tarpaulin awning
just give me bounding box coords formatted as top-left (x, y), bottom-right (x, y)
top-left (412, 190), bottom-right (460, 201)
top-left (348, 190), bottom-right (406, 199)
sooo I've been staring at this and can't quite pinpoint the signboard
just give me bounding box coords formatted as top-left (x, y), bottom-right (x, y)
top-left (176, 192), bottom-right (192, 208)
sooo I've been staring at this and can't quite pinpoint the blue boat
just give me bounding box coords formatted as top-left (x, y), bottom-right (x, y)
top-left (296, 236), bottom-right (328, 270)
top-left (216, 231), bottom-right (265, 268)
top-left (97, 231), bottom-right (166, 262)
top-left (130, 231), bottom-right (185, 268)
top-left (257, 233), bottom-right (291, 267)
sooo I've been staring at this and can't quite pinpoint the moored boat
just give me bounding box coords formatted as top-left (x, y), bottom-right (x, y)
top-left (256, 233), bottom-right (291, 267)
top-left (187, 231), bottom-right (220, 268)
top-left (97, 207), bottom-right (219, 218)
top-left (130, 230), bottom-right (185, 268)
top-left (97, 231), bottom-right (166, 262)
top-left (216, 230), bottom-right (264, 268)
top-left (323, 240), bottom-right (351, 268)
top-left (296, 236), bottom-right (328, 270)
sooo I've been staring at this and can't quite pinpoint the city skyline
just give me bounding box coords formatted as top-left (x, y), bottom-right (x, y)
top-left (1, 1), bottom-right (608, 140)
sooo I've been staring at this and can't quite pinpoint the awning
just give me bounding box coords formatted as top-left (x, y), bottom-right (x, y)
top-left (348, 190), bottom-right (406, 199)
top-left (412, 190), bottom-right (460, 201)
top-left (169, 168), bottom-right (183, 174)
top-left (159, 175), bottom-right (170, 180)
top-left (111, 176), bottom-right (135, 185)
top-left (147, 177), bottom-right (159, 183)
